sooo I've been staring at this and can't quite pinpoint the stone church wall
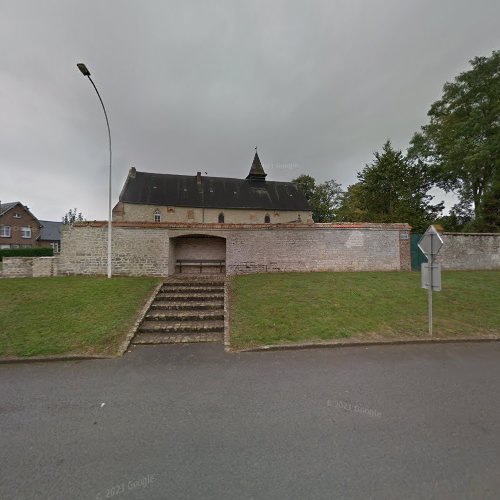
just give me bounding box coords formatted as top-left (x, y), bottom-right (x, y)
top-left (113, 202), bottom-right (313, 225)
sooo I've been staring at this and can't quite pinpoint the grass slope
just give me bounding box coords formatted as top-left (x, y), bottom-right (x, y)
top-left (0, 277), bottom-right (159, 357)
top-left (229, 271), bottom-right (500, 350)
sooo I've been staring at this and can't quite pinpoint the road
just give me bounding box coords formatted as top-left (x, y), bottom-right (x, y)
top-left (1, 342), bottom-right (500, 500)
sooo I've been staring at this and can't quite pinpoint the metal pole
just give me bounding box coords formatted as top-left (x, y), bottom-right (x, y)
top-left (82, 72), bottom-right (112, 278)
top-left (428, 234), bottom-right (433, 336)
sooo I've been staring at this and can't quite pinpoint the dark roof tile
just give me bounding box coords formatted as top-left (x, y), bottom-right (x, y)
top-left (119, 171), bottom-right (310, 211)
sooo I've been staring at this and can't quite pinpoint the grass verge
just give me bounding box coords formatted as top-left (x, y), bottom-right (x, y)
top-left (229, 271), bottom-right (500, 350)
top-left (0, 276), bottom-right (159, 357)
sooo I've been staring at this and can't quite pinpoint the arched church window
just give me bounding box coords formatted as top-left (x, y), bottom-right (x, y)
top-left (154, 210), bottom-right (161, 222)
top-left (218, 212), bottom-right (225, 223)
top-left (264, 214), bottom-right (271, 223)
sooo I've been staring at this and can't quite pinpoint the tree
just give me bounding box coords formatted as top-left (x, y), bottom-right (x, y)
top-left (409, 50), bottom-right (500, 228)
top-left (62, 208), bottom-right (85, 225)
top-left (292, 175), bottom-right (343, 222)
top-left (476, 167), bottom-right (500, 231)
top-left (337, 141), bottom-right (443, 232)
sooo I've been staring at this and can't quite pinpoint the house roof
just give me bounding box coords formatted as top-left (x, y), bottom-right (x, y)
top-left (0, 201), bottom-right (21, 217)
top-left (0, 201), bottom-right (41, 225)
top-left (39, 220), bottom-right (63, 241)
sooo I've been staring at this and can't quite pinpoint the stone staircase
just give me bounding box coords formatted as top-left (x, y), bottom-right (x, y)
top-left (132, 277), bottom-right (225, 344)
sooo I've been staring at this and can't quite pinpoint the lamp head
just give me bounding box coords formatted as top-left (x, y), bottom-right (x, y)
top-left (77, 63), bottom-right (91, 76)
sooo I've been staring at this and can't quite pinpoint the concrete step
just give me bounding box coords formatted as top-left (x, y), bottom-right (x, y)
top-left (160, 286), bottom-right (224, 293)
top-left (132, 332), bottom-right (223, 344)
top-left (155, 293), bottom-right (224, 301)
top-left (150, 301), bottom-right (224, 311)
top-left (162, 280), bottom-right (224, 287)
top-left (145, 310), bottom-right (224, 321)
top-left (138, 320), bottom-right (224, 334)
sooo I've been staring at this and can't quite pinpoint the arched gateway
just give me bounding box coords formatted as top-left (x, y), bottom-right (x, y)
top-left (169, 234), bottom-right (226, 275)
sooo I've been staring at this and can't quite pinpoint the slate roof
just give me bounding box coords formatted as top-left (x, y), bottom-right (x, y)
top-left (119, 163), bottom-right (310, 212)
top-left (39, 220), bottom-right (63, 241)
top-left (246, 152), bottom-right (267, 180)
top-left (0, 201), bottom-right (20, 217)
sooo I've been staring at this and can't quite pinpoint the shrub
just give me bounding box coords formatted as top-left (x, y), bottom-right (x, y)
top-left (0, 248), bottom-right (54, 260)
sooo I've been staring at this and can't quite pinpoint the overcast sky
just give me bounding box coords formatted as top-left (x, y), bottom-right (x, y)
top-left (1, 0), bottom-right (499, 221)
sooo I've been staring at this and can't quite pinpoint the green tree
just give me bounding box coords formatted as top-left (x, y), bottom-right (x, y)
top-left (292, 175), bottom-right (343, 222)
top-left (409, 50), bottom-right (500, 228)
top-left (62, 208), bottom-right (85, 225)
top-left (477, 167), bottom-right (500, 231)
top-left (337, 141), bottom-right (442, 232)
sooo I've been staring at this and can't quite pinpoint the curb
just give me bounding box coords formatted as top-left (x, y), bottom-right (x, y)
top-left (0, 354), bottom-right (113, 365)
top-left (232, 336), bottom-right (500, 353)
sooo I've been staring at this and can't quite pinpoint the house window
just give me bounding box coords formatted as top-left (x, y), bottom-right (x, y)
top-left (21, 226), bottom-right (31, 238)
top-left (21, 244), bottom-right (32, 248)
top-left (13, 213), bottom-right (21, 219)
top-left (0, 225), bottom-right (11, 237)
top-left (218, 212), bottom-right (224, 223)
top-left (264, 214), bottom-right (271, 223)
top-left (51, 242), bottom-right (60, 253)
top-left (0, 244), bottom-right (10, 249)
top-left (154, 210), bottom-right (161, 223)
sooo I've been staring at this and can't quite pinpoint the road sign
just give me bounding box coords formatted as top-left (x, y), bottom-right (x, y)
top-left (418, 225), bottom-right (443, 257)
top-left (419, 225), bottom-right (445, 337)
top-left (421, 263), bottom-right (442, 291)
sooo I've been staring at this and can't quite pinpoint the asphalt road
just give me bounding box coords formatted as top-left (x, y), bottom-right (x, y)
top-left (1, 342), bottom-right (500, 500)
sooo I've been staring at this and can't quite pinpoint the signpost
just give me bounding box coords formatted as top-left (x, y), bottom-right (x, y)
top-left (418, 226), bottom-right (444, 336)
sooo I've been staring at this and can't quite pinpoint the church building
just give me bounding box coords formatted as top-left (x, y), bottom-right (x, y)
top-left (112, 151), bottom-right (313, 224)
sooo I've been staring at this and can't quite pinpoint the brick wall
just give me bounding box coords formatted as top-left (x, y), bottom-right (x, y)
top-left (435, 233), bottom-right (500, 270)
top-left (0, 204), bottom-right (41, 248)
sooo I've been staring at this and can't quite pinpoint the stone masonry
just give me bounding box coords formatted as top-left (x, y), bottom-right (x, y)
top-left (52, 221), bottom-right (411, 276)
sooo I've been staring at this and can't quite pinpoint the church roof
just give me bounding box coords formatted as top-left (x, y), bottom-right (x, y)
top-left (119, 170), bottom-right (310, 211)
top-left (246, 151), bottom-right (267, 180)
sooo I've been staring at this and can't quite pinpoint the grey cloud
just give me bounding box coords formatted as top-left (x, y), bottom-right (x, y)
top-left (1, 0), bottom-right (499, 219)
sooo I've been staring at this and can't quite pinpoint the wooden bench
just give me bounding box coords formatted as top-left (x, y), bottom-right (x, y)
top-left (176, 259), bottom-right (226, 274)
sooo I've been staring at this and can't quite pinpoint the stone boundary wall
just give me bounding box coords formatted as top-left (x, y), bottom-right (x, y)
top-left (2, 257), bottom-right (56, 278)
top-left (1, 222), bottom-right (412, 277)
top-left (436, 233), bottom-right (500, 270)
top-left (59, 222), bottom-right (411, 276)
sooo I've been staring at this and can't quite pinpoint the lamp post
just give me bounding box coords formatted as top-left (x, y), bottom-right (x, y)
top-left (77, 63), bottom-right (112, 278)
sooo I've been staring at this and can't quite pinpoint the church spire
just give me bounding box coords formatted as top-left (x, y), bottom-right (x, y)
top-left (246, 147), bottom-right (267, 181)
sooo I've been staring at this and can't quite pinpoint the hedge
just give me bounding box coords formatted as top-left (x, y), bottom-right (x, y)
top-left (0, 248), bottom-right (54, 260)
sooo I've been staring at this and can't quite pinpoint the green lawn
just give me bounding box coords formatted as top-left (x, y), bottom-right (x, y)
top-left (229, 271), bottom-right (500, 350)
top-left (0, 276), bottom-right (159, 357)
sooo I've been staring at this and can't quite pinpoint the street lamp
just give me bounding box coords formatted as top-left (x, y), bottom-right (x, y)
top-left (77, 63), bottom-right (113, 278)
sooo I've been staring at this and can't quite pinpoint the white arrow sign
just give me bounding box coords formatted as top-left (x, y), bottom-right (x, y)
top-left (418, 225), bottom-right (443, 257)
